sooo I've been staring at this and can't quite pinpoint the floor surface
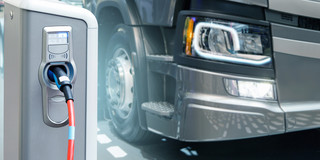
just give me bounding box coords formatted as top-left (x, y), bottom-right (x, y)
top-left (97, 120), bottom-right (320, 160)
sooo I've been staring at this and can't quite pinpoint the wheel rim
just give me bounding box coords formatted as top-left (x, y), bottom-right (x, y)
top-left (105, 48), bottom-right (134, 119)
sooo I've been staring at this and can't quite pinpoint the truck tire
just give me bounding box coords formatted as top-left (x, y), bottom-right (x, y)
top-left (104, 25), bottom-right (148, 142)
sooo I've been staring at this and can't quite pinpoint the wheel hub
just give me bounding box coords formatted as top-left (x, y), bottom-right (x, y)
top-left (105, 48), bottom-right (134, 118)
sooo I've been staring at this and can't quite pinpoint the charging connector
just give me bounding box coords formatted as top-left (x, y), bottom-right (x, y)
top-left (48, 66), bottom-right (75, 160)
top-left (48, 66), bottom-right (73, 101)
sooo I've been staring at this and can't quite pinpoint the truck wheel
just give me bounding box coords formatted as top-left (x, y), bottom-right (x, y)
top-left (104, 25), bottom-right (148, 142)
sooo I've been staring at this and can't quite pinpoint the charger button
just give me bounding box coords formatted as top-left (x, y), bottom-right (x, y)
top-left (48, 44), bottom-right (69, 54)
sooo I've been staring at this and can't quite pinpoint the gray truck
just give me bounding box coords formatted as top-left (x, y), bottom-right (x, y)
top-left (84, 0), bottom-right (320, 142)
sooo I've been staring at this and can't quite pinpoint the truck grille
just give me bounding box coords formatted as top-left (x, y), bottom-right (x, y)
top-left (299, 17), bottom-right (320, 31)
top-left (281, 13), bottom-right (294, 22)
top-left (266, 10), bottom-right (320, 32)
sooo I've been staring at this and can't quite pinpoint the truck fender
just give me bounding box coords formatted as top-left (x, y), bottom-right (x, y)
top-left (95, 0), bottom-right (141, 25)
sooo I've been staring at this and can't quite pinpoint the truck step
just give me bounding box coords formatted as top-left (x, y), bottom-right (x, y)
top-left (142, 102), bottom-right (174, 118)
top-left (147, 55), bottom-right (173, 62)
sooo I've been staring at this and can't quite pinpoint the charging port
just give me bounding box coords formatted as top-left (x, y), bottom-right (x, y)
top-left (42, 63), bottom-right (74, 90)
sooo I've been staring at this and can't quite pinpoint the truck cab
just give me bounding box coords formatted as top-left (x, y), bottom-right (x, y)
top-left (85, 0), bottom-right (320, 142)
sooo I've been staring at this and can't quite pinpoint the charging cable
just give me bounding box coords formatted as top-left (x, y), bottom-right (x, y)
top-left (48, 66), bottom-right (75, 160)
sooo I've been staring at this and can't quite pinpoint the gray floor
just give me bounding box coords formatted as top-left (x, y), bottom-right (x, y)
top-left (98, 119), bottom-right (320, 160)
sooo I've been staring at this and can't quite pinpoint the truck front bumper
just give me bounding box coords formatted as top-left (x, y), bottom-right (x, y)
top-left (176, 65), bottom-right (285, 141)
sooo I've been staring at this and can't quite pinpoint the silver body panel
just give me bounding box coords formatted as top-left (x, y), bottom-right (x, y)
top-left (227, 0), bottom-right (268, 7)
top-left (272, 23), bottom-right (320, 132)
top-left (177, 66), bottom-right (284, 141)
top-left (269, 0), bottom-right (320, 19)
top-left (134, 0), bottom-right (177, 26)
top-left (146, 64), bottom-right (285, 141)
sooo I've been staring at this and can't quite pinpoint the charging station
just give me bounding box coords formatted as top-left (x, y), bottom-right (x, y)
top-left (3, 0), bottom-right (97, 159)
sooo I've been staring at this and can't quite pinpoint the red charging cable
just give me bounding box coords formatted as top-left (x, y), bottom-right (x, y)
top-left (67, 99), bottom-right (75, 160)
top-left (48, 67), bottom-right (75, 160)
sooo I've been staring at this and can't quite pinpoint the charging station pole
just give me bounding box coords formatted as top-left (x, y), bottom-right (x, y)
top-left (3, 0), bottom-right (97, 159)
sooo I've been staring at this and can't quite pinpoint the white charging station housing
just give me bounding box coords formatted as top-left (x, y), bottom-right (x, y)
top-left (3, 0), bottom-right (98, 159)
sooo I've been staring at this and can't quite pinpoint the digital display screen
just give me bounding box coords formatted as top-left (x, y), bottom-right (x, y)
top-left (48, 32), bottom-right (68, 44)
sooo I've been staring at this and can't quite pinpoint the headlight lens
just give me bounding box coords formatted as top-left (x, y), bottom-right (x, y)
top-left (183, 17), bottom-right (272, 67)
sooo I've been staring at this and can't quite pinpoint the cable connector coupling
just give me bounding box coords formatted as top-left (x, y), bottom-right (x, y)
top-left (48, 66), bottom-right (74, 101)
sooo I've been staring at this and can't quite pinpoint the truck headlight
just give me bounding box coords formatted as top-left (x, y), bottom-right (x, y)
top-left (183, 17), bottom-right (272, 67)
top-left (224, 79), bottom-right (276, 100)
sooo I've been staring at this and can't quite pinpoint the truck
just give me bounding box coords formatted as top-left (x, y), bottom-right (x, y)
top-left (84, 0), bottom-right (320, 142)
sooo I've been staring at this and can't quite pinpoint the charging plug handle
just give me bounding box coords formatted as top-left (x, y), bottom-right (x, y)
top-left (48, 66), bottom-right (74, 101)
top-left (61, 86), bottom-right (73, 102)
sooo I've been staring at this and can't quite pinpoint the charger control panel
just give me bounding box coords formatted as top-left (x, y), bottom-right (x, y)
top-left (39, 26), bottom-right (76, 127)
top-left (43, 26), bottom-right (71, 62)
